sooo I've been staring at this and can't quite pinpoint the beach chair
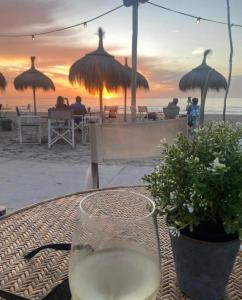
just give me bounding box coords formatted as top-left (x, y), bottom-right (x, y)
top-left (89, 118), bottom-right (188, 188)
top-left (104, 105), bottom-right (118, 120)
top-left (82, 113), bottom-right (101, 144)
top-left (72, 108), bottom-right (85, 135)
top-left (137, 106), bottom-right (148, 121)
top-left (16, 106), bottom-right (41, 144)
top-left (18, 104), bottom-right (32, 113)
top-left (48, 108), bottom-right (74, 148)
top-left (163, 107), bottom-right (180, 119)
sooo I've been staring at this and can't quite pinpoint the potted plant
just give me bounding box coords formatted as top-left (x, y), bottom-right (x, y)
top-left (144, 122), bottom-right (241, 300)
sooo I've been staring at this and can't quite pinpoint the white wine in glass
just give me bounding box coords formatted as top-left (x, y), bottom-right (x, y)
top-left (69, 190), bottom-right (160, 300)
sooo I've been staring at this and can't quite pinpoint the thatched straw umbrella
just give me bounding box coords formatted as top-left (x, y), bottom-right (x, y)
top-left (69, 28), bottom-right (129, 115)
top-left (179, 49), bottom-right (227, 125)
top-left (14, 56), bottom-right (55, 115)
top-left (123, 57), bottom-right (149, 121)
top-left (0, 72), bottom-right (7, 91)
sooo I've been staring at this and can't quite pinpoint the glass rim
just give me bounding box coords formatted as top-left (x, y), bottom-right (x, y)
top-left (79, 189), bottom-right (156, 221)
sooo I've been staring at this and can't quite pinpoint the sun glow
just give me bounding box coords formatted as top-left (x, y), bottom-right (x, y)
top-left (103, 87), bottom-right (117, 100)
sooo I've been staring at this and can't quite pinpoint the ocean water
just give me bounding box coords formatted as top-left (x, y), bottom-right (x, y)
top-left (2, 97), bottom-right (242, 114)
top-left (125, 97), bottom-right (242, 115)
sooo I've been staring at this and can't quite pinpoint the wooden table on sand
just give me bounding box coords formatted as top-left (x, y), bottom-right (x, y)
top-left (0, 186), bottom-right (241, 300)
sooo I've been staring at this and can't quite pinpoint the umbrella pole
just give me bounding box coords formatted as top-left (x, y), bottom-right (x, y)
top-left (199, 89), bottom-right (206, 126)
top-left (33, 86), bottom-right (37, 115)
top-left (99, 85), bottom-right (103, 122)
top-left (199, 69), bottom-right (213, 126)
top-left (124, 87), bottom-right (127, 122)
top-left (131, 0), bottom-right (139, 122)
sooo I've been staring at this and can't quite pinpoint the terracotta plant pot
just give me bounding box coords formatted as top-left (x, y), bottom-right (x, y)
top-left (170, 232), bottom-right (240, 300)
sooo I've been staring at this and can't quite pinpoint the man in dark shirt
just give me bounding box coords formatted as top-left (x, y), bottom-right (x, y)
top-left (164, 98), bottom-right (180, 119)
top-left (70, 96), bottom-right (87, 124)
top-left (167, 98), bottom-right (180, 111)
top-left (70, 96), bottom-right (87, 114)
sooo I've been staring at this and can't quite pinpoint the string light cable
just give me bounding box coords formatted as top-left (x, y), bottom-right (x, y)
top-left (0, 1), bottom-right (242, 39)
top-left (0, 4), bottom-right (124, 38)
top-left (147, 1), bottom-right (242, 28)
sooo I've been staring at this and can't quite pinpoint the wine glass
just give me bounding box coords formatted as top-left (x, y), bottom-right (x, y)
top-left (69, 190), bottom-right (160, 300)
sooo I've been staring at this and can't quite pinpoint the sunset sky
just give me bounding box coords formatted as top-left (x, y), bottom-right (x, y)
top-left (0, 0), bottom-right (242, 109)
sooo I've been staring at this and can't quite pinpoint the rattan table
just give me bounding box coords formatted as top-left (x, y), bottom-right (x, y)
top-left (0, 186), bottom-right (241, 300)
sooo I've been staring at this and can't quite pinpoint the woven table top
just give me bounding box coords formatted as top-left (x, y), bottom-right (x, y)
top-left (0, 186), bottom-right (241, 300)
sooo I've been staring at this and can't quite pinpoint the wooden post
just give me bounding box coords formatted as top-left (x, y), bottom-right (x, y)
top-left (199, 88), bottom-right (207, 126)
top-left (99, 85), bottom-right (103, 122)
top-left (91, 162), bottom-right (99, 189)
top-left (131, 0), bottom-right (139, 122)
top-left (33, 86), bottom-right (37, 115)
top-left (223, 0), bottom-right (233, 122)
top-left (124, 87), bottom-right (127, 122)
top-left (31, 57), bottom-right (37, 115)
top-left (199, 69), bottom-right (213, 126)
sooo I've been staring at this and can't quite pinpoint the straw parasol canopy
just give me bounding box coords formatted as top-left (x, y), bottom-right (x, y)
top-left (123, 57), bottom-right (149, 121)
top-left (14, 56), bottom-right (55, 115)
top-left (179, 49), bottom-right (227, 125)
top-left (0, 72), bottom-right (7, 91)
top-left (69, 27), bottom-right (129, 115)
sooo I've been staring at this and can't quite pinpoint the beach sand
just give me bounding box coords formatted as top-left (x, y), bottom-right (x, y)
top-left (0, 129), bottom-right (90, 163)
top-left (0, 127), bottom-right (156, 212)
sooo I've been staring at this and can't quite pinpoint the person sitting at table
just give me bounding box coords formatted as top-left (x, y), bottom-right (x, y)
top-left (164, 97), bottom-right (180, 119)
top-left (167, 97), bottom-right (180, 111)
top-left (55, 96), bottom-right (68, 109)
top-left (70, 96), bottom-right (87, 124)
top-left (70, 96), bottom-right (87, 113)
top-left (63, 97), bottom-right (69, 107)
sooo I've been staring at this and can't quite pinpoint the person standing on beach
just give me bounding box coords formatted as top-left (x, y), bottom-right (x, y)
top-left (187, 97), bottom-right (200, 130)
top-left (186, 97), bottom-right (192, 111)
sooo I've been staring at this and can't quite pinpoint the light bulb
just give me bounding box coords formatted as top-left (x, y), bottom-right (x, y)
top-left (196, 17), bottom-right (201, 24)
top-left (32, 35), bottom-right (35, 41)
